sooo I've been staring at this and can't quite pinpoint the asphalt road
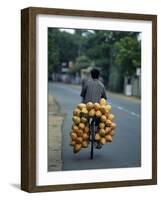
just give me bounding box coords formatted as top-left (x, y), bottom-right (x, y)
top-left (48, 82), bottom-right (141, 171)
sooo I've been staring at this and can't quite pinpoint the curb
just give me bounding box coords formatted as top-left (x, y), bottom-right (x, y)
top-left (48, 95), bottom-right (65, 171)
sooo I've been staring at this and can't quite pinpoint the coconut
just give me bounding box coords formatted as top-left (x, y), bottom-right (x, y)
top-left (76, 137), bottom-right (83, 144)
top-left (77, 129), bottom-right (83, 137)
top-left (70, 132), bottom-right (77, 140)
top-left (109, 114), bottom-right (115, 121)
top-left (100, 137), bottom-right (106, 145)
top-left (84, 126), bottom-right (89, 133)
top-left (99, 128), bottom-right (106, 137)
top-left (105, 127), bottom-right (111, 134)
top-left (95, 133), bottom-right (101, 141)
top-left (94, 103), bottom-right (101, 110)
top-left (77, 103), bottom-right (86, 110)
top-left (81, 107), bottom-right (88, 114)
top-left (105, 134), bottom-right (113, 142)
top-left (104, 111), bottom-right (109, 118)
top-left (100, 105), bottom-right (107, 114)
top-left (82, 141), bottom-right (88, 148)
top-left (82, 133), bottom-right (89, 141)
top-left (89, 109), bottom-right (95, 117)
top-left (95, 110), bottom-right (102, 118)
top-left (72, 125), bottom-right (79, 132)
top-left (73, 108), bottom-right (81, 116)
top-left (105, 105), bottom-right (110, 112)
top-left (86, 102), bottom-right (94, 110)
top-left (106, 104), bottom-right (112, 111)
top-left (111, 122), bottom-right (117, 129)
top-left (73, 143), bottom-right (82, 153)
top-left (100, 98), bottom-right (107, 106)
top-left (100, 115), bottom-right (106, 123)
top-left (109, 130), bottom-right (115, 136)
top-left (79, 123), bottom-right (85, 130)
top-left (70, 140), bottom-right (76, 146)
top-left (80, 117), bottom-right (88, 124)
top-left (99, 122), bottom-right (105, 129)
top-left (72, 116), bottom-right (80, 124)
top-left (105, 119), bottom-right (112, 126)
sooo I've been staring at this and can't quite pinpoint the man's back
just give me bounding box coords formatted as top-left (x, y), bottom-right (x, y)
top-left (80, 78), bottom-right (107, 103)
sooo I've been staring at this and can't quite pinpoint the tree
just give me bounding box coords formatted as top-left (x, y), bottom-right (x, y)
top-left (114, 36), bottom-right (141, 76)
top-left (48, 28), bottom-right (60, 73)
top-left (73, 55), bottom-right (91, 74)
top-left (48, 28), bottom-right (141, 93)
top-left (58, 30), bottom-right (78, 65)
top-left (48, 29), bottom-right (78, 74)
top-left (85, 30), bottom-right (112, 85)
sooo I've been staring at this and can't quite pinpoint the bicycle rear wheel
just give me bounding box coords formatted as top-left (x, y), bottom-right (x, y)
top-left (90, 120), bottom-right (95, 159)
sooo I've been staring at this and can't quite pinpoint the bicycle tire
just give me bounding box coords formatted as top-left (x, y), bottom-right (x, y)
top-left (90, 120), bottom-right (95, 159)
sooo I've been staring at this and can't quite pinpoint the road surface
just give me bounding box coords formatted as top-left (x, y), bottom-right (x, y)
top-left (48, 82), bottom-right (141, 171)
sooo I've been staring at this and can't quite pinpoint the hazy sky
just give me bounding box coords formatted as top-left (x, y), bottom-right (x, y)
top-left (60, 28), bottom-right (75, 34)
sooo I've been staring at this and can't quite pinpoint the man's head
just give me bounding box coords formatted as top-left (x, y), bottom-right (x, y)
top-left (91, 68), bottom-right (100, 79)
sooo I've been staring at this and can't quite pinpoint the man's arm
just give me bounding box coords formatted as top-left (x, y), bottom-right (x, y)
top-left (80, 84), bottom-right (86, 102)
top-left (102, 86), bottom-right (107, 99)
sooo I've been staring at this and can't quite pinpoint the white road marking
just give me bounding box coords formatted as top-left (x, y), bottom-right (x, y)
top-left (131, 112), bottom-right (140, 118)
top-left (118, 106), bottom-right (123, 110)
top-left (110, 102), bottom-right (140, 118)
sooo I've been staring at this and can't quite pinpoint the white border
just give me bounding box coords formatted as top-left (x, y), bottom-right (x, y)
top-left (36, 14), bottom-right (152, 186)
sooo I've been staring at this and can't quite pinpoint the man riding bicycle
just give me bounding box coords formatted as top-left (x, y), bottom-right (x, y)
top-left (80, 68), bottom-right (107, 149)
top-left (80, 68), bottom-right (107, 104)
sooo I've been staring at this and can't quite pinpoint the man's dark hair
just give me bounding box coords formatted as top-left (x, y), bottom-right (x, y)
top-left (91, 68), bottom-right (100, 79)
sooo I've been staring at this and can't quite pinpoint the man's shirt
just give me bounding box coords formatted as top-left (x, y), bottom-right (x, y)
top-left (80, 78), bottom-right (107, 103)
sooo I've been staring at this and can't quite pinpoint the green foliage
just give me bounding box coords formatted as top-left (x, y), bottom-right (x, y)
top-left (108, 63), bottom-right (124, 92)
top-left (114, 36), bottom-right (141, 76)
top-left (48, 29), bottom-right (60, 73)
top-left (48, 28), bottom-right (141, 93)
top-left (48, 28), bottom-right (78, 73)
top-left (75, 55), bottom-right (91, 71)
top-left (58, 31), bottom-right (78, 63)
top-left (68, 55), bottom-right (91, 75)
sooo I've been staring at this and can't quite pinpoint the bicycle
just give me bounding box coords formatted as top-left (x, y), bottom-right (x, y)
top-left (89, 116), bottom-right (100, 159)
top-left (80, 112), bottom-right (101, 159)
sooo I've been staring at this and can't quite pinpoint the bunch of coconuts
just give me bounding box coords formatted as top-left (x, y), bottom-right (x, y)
top-left (70, 98), bottom-right (117, 153)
